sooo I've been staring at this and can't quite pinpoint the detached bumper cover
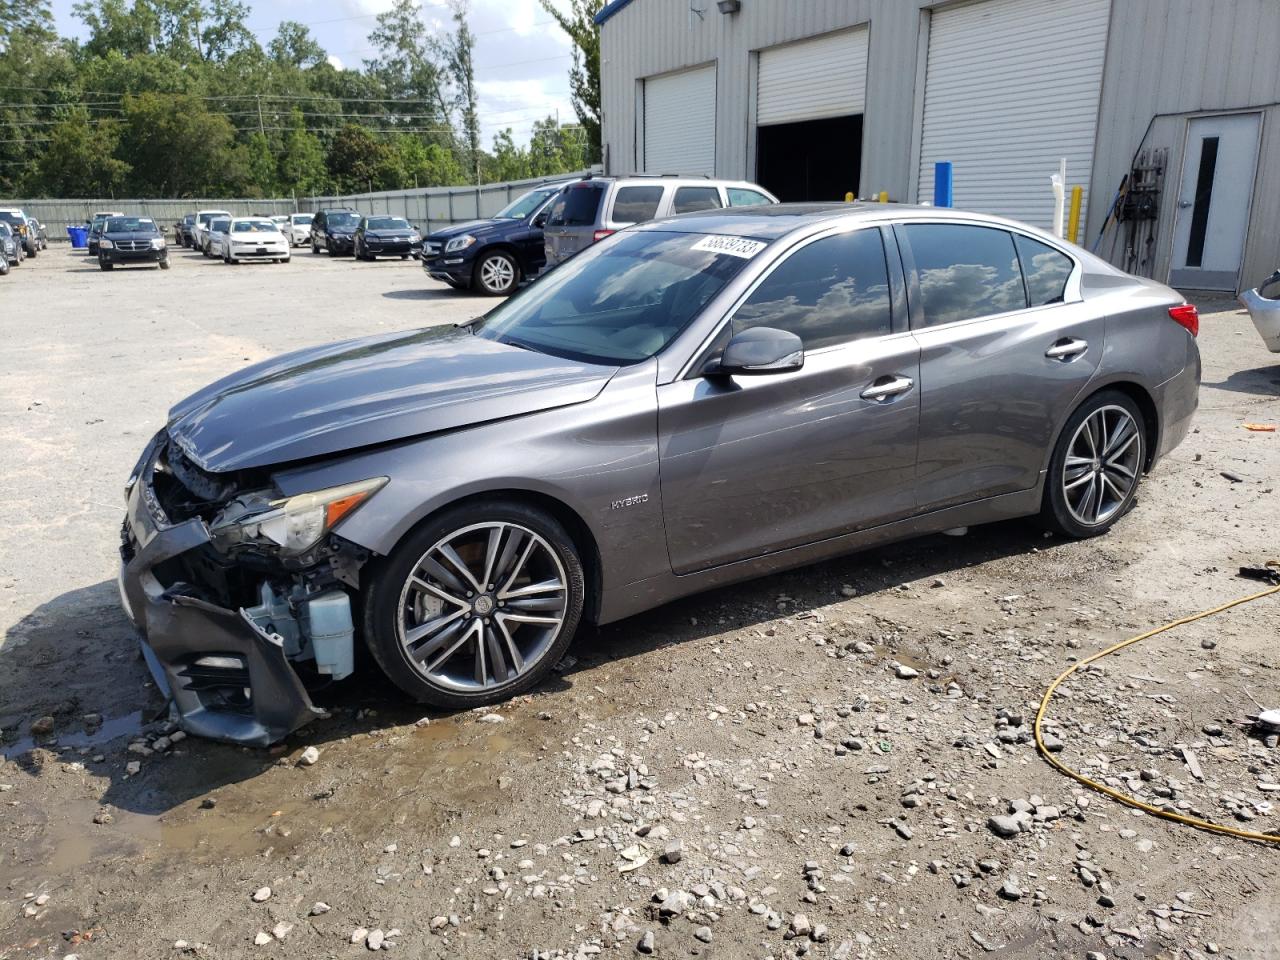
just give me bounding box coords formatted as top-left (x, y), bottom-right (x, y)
top-left (118, 435), bottom-right (323, 746)
top-left (1240, 284), bottom-right (1280, 353)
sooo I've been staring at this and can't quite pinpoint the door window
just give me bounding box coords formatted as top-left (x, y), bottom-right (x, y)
top-left (904, 224), bottom-right (1027, 326)
top-left (726, 187), bottom-right (771, 207)
top-left (672, 186), bottom-right (723, 214)
top-left (1014, 235), bottom-right (1073, 306)
top-left (732, 229), bottom-right (893, 350)
top-left (547, 185), bottom-right (605, 226)
top-left (611, 186), bottom-right (665, 224)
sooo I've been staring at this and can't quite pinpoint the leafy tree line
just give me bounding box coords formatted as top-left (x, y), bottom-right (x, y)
top-left (0, 0), bottom-right (602, 199)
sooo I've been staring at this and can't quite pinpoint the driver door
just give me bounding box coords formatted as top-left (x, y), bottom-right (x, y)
top-left (657, 226), bottom-right (920, 575)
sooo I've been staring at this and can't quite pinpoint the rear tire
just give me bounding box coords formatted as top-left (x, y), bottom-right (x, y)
top-left (1040, 390), bottom-right (1146, 539)
top-left (363, 500), bottom-right (584, 710)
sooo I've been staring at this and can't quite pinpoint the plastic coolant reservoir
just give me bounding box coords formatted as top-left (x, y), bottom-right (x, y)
top-left (300, 590), bottom-right (355, 681)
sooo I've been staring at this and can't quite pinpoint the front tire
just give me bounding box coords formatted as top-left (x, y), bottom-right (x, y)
top-left (363, 501), bottom-right (584, 710)
top-left (99, 260), bottom-right (113, 271)
top-left (158, 259), bottom-right (170, 270)
top-left (1040, 390), bottom-right (1145, 538)
top-left (474, 250), bottom-right (519, 296)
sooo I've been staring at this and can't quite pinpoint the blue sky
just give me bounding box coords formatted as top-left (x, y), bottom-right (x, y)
top-left (47, 0), bottom-right (576, 148)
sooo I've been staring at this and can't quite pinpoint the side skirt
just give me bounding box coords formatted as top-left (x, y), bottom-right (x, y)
top-left (597, 484), bottom-right (1045, 625)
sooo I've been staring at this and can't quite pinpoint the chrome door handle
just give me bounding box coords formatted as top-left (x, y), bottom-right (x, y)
top-left (1045, 338), bottom-right (1088, 360)
top-left (860, 375), bottom-right (914, 402)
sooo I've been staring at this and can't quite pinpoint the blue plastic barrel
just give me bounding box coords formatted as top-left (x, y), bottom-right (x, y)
top-left (68, 225), bottom-right (88, 249)
top-left (933, 162), bottom-right (954, 208)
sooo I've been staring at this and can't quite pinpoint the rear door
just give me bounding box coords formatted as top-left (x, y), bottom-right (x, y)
top-left (900, 221), bottom-right (1101, 510)
top-left (544, 181), bottom-right (608, 266)
top-left (658, 225), bottom-right (919, 573)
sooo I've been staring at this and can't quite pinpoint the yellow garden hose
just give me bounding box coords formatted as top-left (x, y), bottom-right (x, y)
top-left (1034, 580), bottom-right (1280, 845)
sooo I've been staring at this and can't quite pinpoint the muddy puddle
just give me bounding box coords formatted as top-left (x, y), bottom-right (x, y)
top-left (2, 707), bottom-right (544, 892)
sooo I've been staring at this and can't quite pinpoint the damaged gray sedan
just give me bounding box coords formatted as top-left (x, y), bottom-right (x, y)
top-left (120, 204), bottom-right (1200, 746)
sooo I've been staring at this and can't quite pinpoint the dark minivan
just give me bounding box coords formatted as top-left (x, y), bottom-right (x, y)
top-left (421, 182), bottom-right (570, 295)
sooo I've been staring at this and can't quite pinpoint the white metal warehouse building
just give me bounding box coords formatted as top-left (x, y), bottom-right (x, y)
top-left (594, 0), bottom-right (1280, 292)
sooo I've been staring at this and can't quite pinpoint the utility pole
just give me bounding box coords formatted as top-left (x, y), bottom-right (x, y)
top-left (256, 95), bottom-right (266, 137)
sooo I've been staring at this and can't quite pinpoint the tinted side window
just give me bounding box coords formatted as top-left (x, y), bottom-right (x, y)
top-left (905, 224), bottom-right (1027, 326)
top-left (672, 186), bottom-right (723, 214)
top-left (611, 186), bottom-right (664, 223)
top-left (727, 188), bottom-right (770, 207)
top-left (548, 185), bottom-right (605, 226)
top-left (1014, 234), bottom-right (1073, 306)
top-left (733, 229), bottom-right (893, 350)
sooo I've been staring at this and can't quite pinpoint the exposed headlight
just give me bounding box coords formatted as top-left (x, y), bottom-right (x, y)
top-left (100, 239), bottom-right (114, 249)
top-left (151, 237), bottom-right (165, 249)
top-left (444, 234), bottom-right (476, 253)
top-left (210, 477), bottom-right (387, 556)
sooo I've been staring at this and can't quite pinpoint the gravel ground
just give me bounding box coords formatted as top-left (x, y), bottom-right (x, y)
top-left (1, 244), bottom-right (1278, 960)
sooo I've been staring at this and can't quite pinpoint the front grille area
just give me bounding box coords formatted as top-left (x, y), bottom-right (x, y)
top-left (113, 239), bottom-right (153, 252)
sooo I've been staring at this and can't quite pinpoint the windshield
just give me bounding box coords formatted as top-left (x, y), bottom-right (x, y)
top-left (0, 223), bottom-right (11, 237)
top-left (473, 230), bottom-right (762, 365)
top-left (233, 220), bottom-right (275, 233)
top-left (327, 212), bottom-right (359, 228)
top-left (366, 217), bottom-right (410, 230)
top-left (495, 188), bottom-right (559, 220)
top-left (198, 212), bottom-right (228, 226)
top-left (0, 212), bottom-right (21, 226)
top-left (292, 215), bottom-right (312, 225)
top-left (106, 217), bottom-right (156, 232)
top-left (210, 219), bottom-right (230, 232)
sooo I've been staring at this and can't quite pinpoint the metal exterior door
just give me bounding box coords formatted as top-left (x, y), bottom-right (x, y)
top-left (1170, 113), bottom-right (1261, 291)
top-left (643, 65), bottom-right (716, 176)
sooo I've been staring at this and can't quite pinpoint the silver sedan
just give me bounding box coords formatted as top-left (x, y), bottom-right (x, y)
top-left (119, 204), bottom-right (1200, 745)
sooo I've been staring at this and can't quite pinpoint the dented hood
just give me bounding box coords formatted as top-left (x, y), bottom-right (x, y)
top-left (167, 325), bottom-right (617, 472)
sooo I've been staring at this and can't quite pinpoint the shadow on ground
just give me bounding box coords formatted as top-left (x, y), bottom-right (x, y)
top-left (0, 515), bottom-right (1058, 820)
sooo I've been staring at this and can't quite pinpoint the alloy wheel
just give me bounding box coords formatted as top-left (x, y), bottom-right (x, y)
top-left (396, 521), bottom-right (568, 692)
top-left (1062, 404), bottom-right (1142, 526)
top-left (479, 254), bottom-right (516, 293)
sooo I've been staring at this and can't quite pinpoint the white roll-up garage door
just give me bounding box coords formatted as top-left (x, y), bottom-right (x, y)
top-left (758, 27), bottom-right (869, 126)
top-left (643, 65), bottom-right (716, 175)
top-left (916, 0), bottom-right (1110, 229)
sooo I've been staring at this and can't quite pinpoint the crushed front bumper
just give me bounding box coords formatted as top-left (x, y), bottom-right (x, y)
top-left (118, 435), bottom-right (323, 746)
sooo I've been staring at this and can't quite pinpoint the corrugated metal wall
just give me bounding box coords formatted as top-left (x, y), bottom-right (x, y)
top-left (13, 171), bottom-right (592, 242)
top-left (600, 0), bottom-right (1280, 290)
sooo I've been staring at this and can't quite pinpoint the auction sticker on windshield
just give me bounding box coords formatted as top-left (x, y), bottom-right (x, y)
top-left (691, 235), bottom-right (767, 259)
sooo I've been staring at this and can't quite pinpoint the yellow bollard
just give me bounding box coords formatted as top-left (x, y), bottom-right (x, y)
top-left (844, 191), bottom-right (854, 202)
top-left (1067, 185), bottom-right (1083, 245)
top-left (878, 191), bottom-right (889, 204)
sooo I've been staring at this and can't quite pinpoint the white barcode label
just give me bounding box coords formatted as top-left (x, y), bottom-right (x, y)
top-left (691, 235), bottom-right (767, 259)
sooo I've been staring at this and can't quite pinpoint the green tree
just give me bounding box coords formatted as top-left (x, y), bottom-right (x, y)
top-left (269, 20), bottom-right (326, 68)
top-left (394, 134), bottom-right (464, 187)
top-left (118, 91), bottom-right (238, 195)
top-left (327, 123), bottom-right (395, 193)
top-left (29, 109), bottom-right (130, 196)
top-left (279, 112), bottom-right (328, 195)
top-left (0, 0), bottom-right (56, 49)
top-left (538, 0), bottom-right (603, 164)
top-left (489, 128), bottom-right (529, 182)
top-left (366, 0), bottom-right (451, 125)
top-left (443, 0), bottom-right (479, 181)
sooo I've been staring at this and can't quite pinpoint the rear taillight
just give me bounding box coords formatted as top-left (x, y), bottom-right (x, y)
top-left (1168, 303), bottom-right (1199, 337)
top-left (593, 229), bottom-right (615, 242)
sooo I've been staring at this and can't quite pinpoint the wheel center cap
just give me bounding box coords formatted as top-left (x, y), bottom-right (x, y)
top-left (1092, 459), bottom-right (1102, 472)
top-left (472, 595), bottom-right (495, 617)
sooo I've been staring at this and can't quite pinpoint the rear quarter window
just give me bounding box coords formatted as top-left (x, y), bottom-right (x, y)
top-left (904, 224), bottom-right (1028, 327)
top-left (672, 186), bottom-right (723, 214)
top-left (611, 186), bottom-right (665, 224)
top-left (1014, 234), bottom-right (1074, 306)
top-left (727, 188), bottom-right (772, 207)
top-left (549, 185), bottom-right (605, 226)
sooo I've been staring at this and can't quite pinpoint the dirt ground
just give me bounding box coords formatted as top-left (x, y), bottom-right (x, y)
top-left (1, 244), bottom-right (1278, 960)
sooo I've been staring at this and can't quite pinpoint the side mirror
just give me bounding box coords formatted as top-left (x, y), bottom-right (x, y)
top-left (708, 327), bottom-right (804, 377)
top-left (533, 212), bottom-right (548, 228)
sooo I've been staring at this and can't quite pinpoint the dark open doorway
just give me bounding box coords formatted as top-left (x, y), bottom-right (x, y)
top-left (755, 114), bottom-right (862, 202)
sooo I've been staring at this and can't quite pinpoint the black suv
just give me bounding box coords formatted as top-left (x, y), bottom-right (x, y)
top-left (98, 215), bottom-right (170, 271)
top-left (420, 182), bottom-right (571, 294)
top-left (310, 208), bottom-right (362, 256)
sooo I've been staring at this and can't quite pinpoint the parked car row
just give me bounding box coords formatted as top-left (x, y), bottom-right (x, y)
top-left (420, 175), bottom-right (779, 295)
top-left (0, 206), bottom-right (47, 258)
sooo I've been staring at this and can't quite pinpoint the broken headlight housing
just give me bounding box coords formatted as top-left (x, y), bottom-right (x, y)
top-left (210, 477), bottom-right (387, 557)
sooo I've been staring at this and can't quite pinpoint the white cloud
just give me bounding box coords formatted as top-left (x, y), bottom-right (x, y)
top-left (326, 53), bottom-right (345, 70)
